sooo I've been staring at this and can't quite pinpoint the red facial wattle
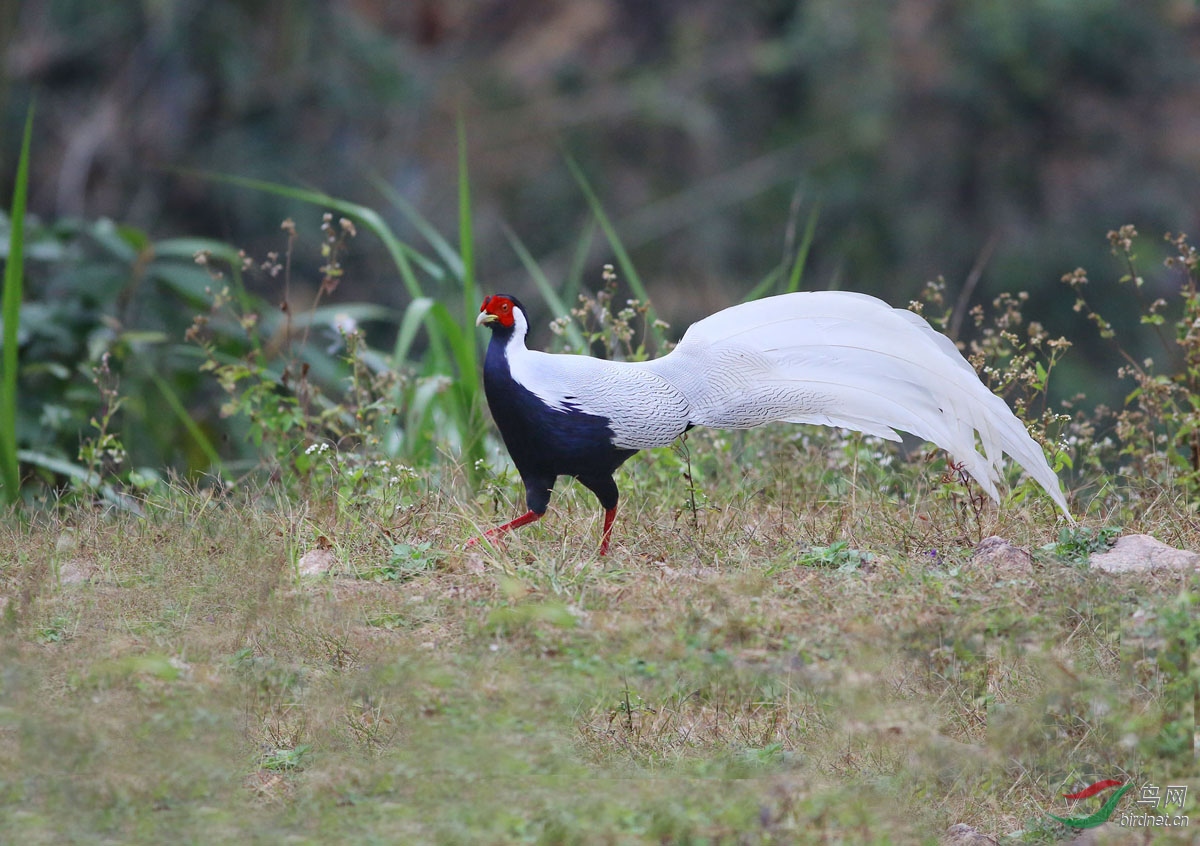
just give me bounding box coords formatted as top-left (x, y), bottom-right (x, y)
top-left (478, 295), bottom-right (516, 328)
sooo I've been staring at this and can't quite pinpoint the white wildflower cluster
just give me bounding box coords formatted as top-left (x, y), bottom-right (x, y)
top-left (384, 462), bottom-right (416, 486)
top-left (305, 442), bottom-right (332, 456)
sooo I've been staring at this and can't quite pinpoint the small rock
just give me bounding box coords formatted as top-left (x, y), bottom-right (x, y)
top-left (972, 535), bottom-right (1033, 575)
top-left (944, 823), bottom-right (998, 845)
top-left (57, 558), bottom-right (99, 584)
top-left (297, 547), bottom-right (338, 576)
top-left (1088, 534), bottom-right (1200, 574)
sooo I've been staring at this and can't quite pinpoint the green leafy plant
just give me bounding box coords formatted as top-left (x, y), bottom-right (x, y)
top-left (1062, 226), bottom-right (1200, 495)
top-left (1044, 525), bottom-right (1121, 564)
top-left (195, 122), bottom-right (490, 482)
top-left (552, 264), bottom-right (668, 362)
top-left (363, 541), bottom-right (435, 582)
top-left (798, 540), bottom-right (872, 570)
top-left (76, 352), bottom-right (127, 491)
top-left (259, 743), bottom-right (311, 772)
top-left (0, 214), bottom-right (241, 502)
top-left (190, 214), bottom-right (372, 483)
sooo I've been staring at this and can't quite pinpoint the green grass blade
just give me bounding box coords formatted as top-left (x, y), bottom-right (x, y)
top-left (564, 219), bottom-right (597, 306)
top-left (455, 117), bottom-right (486, 479)
top-left (182, 170), bottom-right (442, 297)
top-left (564, 155), bottom-right (664, 347)
top-left (0, 104), bottom-right (34, 504)
top-left (501, 224), bottom-right (586, 351)
top-left (457, 115), bottom-right (478, 363)
top-left (394, 296), bottom-right (443, 364)
top-left (784, 203), bottom-right (820, 294)
top-left (740, 265), bottom-right (785, 303)
top-left (149, 372), bottom-right (223, 471)
top-left (370, 174), bottom-right (465, 282)
top-left (741, 204), bottom-right (819, 303)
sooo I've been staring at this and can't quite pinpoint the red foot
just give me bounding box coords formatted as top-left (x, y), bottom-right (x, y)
top-left (598, 506), bottom-right (617, 556)
top-left (466, 506), bottom-right (618, 556)
top-left (465, 510), bottom-right (542, 549)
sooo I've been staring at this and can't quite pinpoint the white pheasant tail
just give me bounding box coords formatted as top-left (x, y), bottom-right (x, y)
top-left (499, 291), bottom-right (1071, 515)
top-left (642, 291), bottom-right (1070, 514)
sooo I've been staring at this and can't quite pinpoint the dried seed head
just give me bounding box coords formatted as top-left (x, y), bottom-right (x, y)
top-left (1107, 224), bottom-right (1137, 253)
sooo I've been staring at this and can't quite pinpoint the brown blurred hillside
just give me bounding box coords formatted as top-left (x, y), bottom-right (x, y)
top-left (4, 0), bottom-right (1200, 333)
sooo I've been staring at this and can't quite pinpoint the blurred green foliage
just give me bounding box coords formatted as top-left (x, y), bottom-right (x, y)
top-left (5, 1), bottom-right (1197, 310)
top-left (3, 0), bottom-right (1200, 494)
top-left (1, 213), bottom-right (224, 480)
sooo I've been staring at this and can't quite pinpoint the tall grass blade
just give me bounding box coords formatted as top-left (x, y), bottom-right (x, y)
top-left (457, 116), bottom-right (478, 371)
top-left (371, 174), bottom-right (464, 282)
top-left (501, 225), bottom-right (586, 351)
top-left (564, 155), bottom-right (664, 348)
top-left (742, 204), bottom-right (819, 302)
top-left (564, 220), bottom-right (597, 305)
top-left (455, 117), bottom-right (486, 479)
top-left (784, 203), bottom-right (820, 294)
top-left (0, 104), bottom-right (33, 504)
top-left (394, 297), bottom-right (444, 366)
top-left (183, 170), bottom-right (443, 296)
top-left (149, 372), bottom-right (223, 471)
top-left (740, 266), bottom-right (785, 303)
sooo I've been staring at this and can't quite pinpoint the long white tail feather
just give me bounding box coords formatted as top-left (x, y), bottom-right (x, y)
top-left (641, 291), bottom-right (1071, 515)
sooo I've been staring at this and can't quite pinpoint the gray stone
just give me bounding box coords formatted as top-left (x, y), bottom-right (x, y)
top-left (297, 547), bottom-right (338, 576)
top-left (972, 535), bottom-right (1033, 575)
top-left (943, 823), bottom-right (998, 845)
top-left (1088, 534), bottom-right (1200, 574)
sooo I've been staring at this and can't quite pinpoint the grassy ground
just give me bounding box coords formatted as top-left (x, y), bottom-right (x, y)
top-left (0, 427), bottom-right (1196, 844)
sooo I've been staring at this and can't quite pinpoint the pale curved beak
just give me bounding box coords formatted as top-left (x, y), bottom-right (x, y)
top-left (476, 311), bottom-right (497, 327)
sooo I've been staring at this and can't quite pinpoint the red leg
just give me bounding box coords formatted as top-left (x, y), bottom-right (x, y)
top-left (466, 510), bottom-right (543, 549)
top-left (598, 506), bottom-right (618, 556)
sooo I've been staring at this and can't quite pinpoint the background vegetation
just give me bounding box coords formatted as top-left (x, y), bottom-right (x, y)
top-left (2, 0), bottom-right (1200, 480)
